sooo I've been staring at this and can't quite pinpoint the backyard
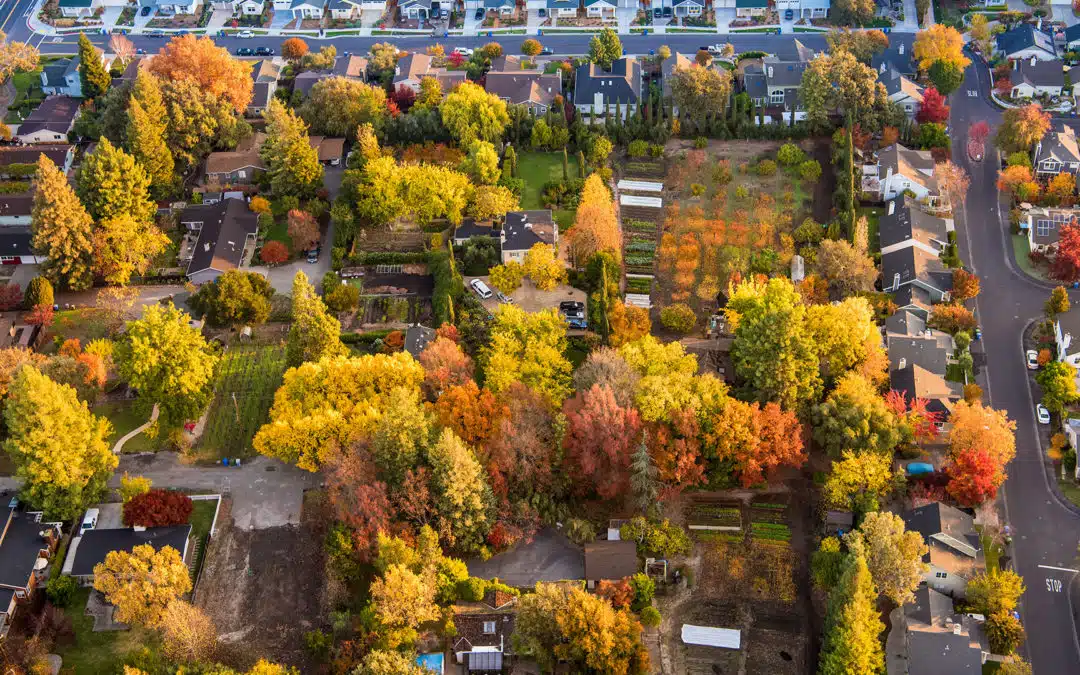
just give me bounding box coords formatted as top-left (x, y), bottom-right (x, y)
top-left (55, 587), bottom-right (160, 675)
top-left (517, 150), bottom-right (581, 230)
top-left (94, 401), bottom-right (157, 453)
top-left (3, 57), bottom-right (60, 124)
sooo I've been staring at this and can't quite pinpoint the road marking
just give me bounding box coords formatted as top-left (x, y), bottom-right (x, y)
top-left (1048, 578), bottom-right (1065, 592)
top-left (1038, 564), bottom-right (1080, 573)
top-left (968, 90), bottom-right (978, 97)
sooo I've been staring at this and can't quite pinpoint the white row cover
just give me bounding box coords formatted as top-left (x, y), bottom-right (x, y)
top-left (620, 194), bottom-right (663, 208)
top-left (617, 179), bottom-right (664, 193)
top-left (681, 624), bottom-right (741, 650)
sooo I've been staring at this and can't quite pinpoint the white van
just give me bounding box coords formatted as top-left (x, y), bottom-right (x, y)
top-left (81, 508), bottom-right (99, 533)
top-left (470, 279), bottom-right (493, 300)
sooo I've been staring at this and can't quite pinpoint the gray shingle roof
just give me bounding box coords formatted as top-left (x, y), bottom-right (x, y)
top-left (70, 525), bottom-right (191, 577)
top-left (0, 507), bottom-right (53, 589)
top-left (573, 57), bottom-right (641, 106)
top-left (182, 199), bottom-right (259, 277)
top-left (996, 24), bottom-right (1056, 58)
top-left (1011, 57), bottom-right (1066, 88)
top-left (502, 210), bottom-right (555, 252)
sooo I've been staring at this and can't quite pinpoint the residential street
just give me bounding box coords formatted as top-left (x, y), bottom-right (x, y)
top-left (951, 48), bottom-right (1080, 675)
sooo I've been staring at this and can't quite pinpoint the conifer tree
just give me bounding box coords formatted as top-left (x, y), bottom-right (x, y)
top-left (286, 271), bottom-right (346, 367)
top-left (78, 33), bottom-right (110, 99)
top-left (127, 70), bottom-right (174, 199)
top-left (630, 439), bottom-right (659, 515)
top-left (31, 155), bottom-right (94, 290)
top-left (818, 554), bottom-right (885, 675)
top-left (260, 99), bottom-right (323, 197)
top-left (77, 137), bottom-right (155, 224)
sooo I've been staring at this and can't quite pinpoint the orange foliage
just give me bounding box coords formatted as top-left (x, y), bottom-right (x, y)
top-left (432, 380), bottom-right (507, 448)
top-left (148, 35), bottom-right (254, 113)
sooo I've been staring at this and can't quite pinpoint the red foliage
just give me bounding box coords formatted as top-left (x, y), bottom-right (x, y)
top-left (742, 402), bottom-right (807, 486)
top-left (386, 100), bottom-right (401, 117)
top-left (946, 447), bottom-right (1005, 507)
top-left (447, 51), bottom-right (465, 67)
top-left (562, 384), bottom-right (643, 499)
top-left (483, 383), bottom-right (553, 499)
top-left (122, 489), bottom-right (193, 527)
top-left (595, 578), bottom-right (633, 609)
top-left (393, 467), bottom-right (433, 527)
top-left (916, 87), bottom-right (950, 124)
top-left (994, 77), bottom-right (1013, 96)
top-left (885, 390), bottom-right (943, 443)
top-left (851, 124), bottom-right (872, 152)
top-left (259, 240), bottom-right (289, 265)
top-left (1051, 221), bottom-right (1080, 283)
top-left (24, 303), bottom-right (53, 327)
top-left (419, 336), bottom-right (474, 395)
top-left (648, 409), bottom-right (705, 490)
top-left (435, 321), bottom-right (460, 342)
top-left (383, 330), bottom-right (404, 353)
top-left (327, 450), bottom-right (392, 561)
top-left (391, 84), bottom-right (416, 112)
top-left (0, 283), bottom-right (22, 311)
top-left (970, 120), bottom-right (990, 144)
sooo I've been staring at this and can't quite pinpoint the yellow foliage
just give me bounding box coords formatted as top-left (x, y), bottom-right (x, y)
top-left (92, 544), bottom-right (192, 628)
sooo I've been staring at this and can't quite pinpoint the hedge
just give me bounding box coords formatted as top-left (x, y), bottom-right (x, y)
top-left (348, 251), bottom-right (427, 265)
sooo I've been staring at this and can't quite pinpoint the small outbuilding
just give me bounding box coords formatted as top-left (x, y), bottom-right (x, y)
top-left (584, 540), bottom-right (638, 588)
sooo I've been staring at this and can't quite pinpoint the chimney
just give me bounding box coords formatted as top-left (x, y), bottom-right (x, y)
top-left (133, 525), bottom-right (146, 532)
top-left (953, 623), bottom-right (963, 635)
top-left (899, 358), bottom-right (907, 369)
top-left (888, 200), bottom-right (895, 215)
top-left (1031, 55), bottom-right (1037, 67)
top-left (899, 43), bottom-right (905, 55)
top-left (204, 243), bottom-right (211, 252)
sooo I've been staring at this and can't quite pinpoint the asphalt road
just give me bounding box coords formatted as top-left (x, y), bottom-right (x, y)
top-left (951, 48), bottom-right (1080, 674)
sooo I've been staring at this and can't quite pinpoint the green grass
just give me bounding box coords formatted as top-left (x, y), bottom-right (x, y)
top-left (566, 346), bottom-right (588, 369)
top-left (187, 497), bottom-right (217, 581)
top-left (1057, 474), bottom-right (1080, 511)
top-left (264, 217), bottom-right (292, 250)
top-left (858, 206), bottom-right (883, 253)
top-left (981, 533), bottom-right (1003, 572)
top-left (983, 662), bottom-right (1002, 674)
top-left (4, 67), bottom-right (45, 124)
top-left (197, 345), bottom-right (287, 461)
top-left (945, 362), bottom-right (969, 384)
top-left (50, 308), bottom-right (109, 346)
top-left (93, 401), bottom-right (159, 453)
top-left (517, 150), bottom-right (582, 212)
top-left (55, 587), bottom-right (160, 675)
top-left (1012, 234), bottom-right (1046, 280)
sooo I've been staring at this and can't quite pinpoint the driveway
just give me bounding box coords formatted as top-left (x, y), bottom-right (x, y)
top-left (616, 7), bottom-right (635, 34)
top-left (714, 8), bottom-right (735, 33)
top-left (466, 528), bottom-right (584, 586)
top-left (205, 8), bottom-right (233, 32)
top-left (464, 275), bottom-right (586, 314)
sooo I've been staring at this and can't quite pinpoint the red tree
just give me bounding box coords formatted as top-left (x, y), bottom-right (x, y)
top-left (484, 383), bottom-right (554, 499)
top-left (327, 450), bottom-right (392, 561)
top-left (391, 84), bottom-right (416, 112)
top-left (1052, 222), bottom-right (1080, 283)
top-left (885, 390), bottom-right (943, 443)
top-left (122, 490), bottom-right (194, 527)
top-left (419, 336), bottom-right (473, 396)
top-left (435, 321), bottom-right (460, 342)
top-left (740, 402), bottom-right (806, 487)
top-left (259, 240), bottom-right (289, 265)
top-left (0, 283), bottom-right (22, 311)
top-left (595, 578), bottom-right (633, 609)
top-left (447, 51), bottom-right (465, 67)
top-left (563, 384), bottom-right (643, 499)
top-left (648, 409), bottom-right (705, 490)
top-left (393, 467), bottom-right (433, 527)
top-left (433, 380), bottom-right (507, 449)
top-left (24, 303), bottom-right (53, 327)
top-left (916, 87), bottom-right (950, 124)
top-left (946, 447), bottom-right (1005, 507)
top-left (994, 77), bottom-right (1013, 96)
top-left (970, 120), bottom-right (990, 144)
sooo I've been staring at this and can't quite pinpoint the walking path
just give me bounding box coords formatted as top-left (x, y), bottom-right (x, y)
top-left (111, 404), bottom-right (158, 454)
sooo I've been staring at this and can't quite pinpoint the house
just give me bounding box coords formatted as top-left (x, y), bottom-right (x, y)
top-left (740, 41), bottom-right (815, 123)
top-left (404, 324), bottom-right (436, 358)
top-left (879, 197), bottom-right (952, 258)
top-left (735, 0), bottom-right (767, 16)
top-left (903, 502), bottom-right (984, 598)
top-left (573, 57), bottom-right (642, 119)
top-left (0, 196), bottom-right (34, 228)
top-left (1066, 22), bottom-right (1080, 51)
top-left (40, 57), bottom-right (83, 98)
top-left (1035, 123), bottom-right (1080, 176)
top-left (487, 0), bottom-right (517, 14)
top-left (1020, 205), bottom-right (1079, 254)
top-left (996, 23), bottom-right (1057, 61)
top-left (309, 136), bottom-right (346, 165)
top-left (0, 145), bottom-right (73, 177)
top-left (584, 540), bottom-right (637, 587)
top-left (204, 133), bottom-right (266, 184)
top-left (674, 0), bottom-right (706, 16)
top-left (0, 228), bottom-right (45, 263)
top-left (902, 584), bottom-right (988, 673)
top-left (500, 210), bottom-right (557, 263)
top-left (881, 66), bottom-right (924, 117)
top-left (585, 0), bottom-right (615, 17)
top-left (248, 81), bottom-right (277, 117)
top-left (796, 0), bottom-right (829, 18)
top-left (453, 218), bottom-right (496, 245)
top-left (399, 0), bottom-right (433, 19)
top-left (892, 362), bottom-right (962, 424)
top-left (0, 498), bottom-right (62, 639)
top-left (893, 285), bottom-right (934, 320)
top-left (250, 59), bottom-right (281, 84)
top-left (328, 0), bottom-right (361, 18)
top-left (872, 42), bottom-right (917, 78)
top-left (14, 96), bottom-right (80, 144)
top-left (863, 144), bottom-right (938, 201)
top-left (881, 245), bottom-right (953, 303)
top-left (239, 0), bottom-right (265, 14)
top-left (178, 198), bottom-right (260, 284)
top-left (289, 0), bottom-right (324, 17)
top-left (660, 52), bottom-right (692, 102)
top-left (292, 70), bottom-right (333, 98)
top-left (142, 0), bottom-right (200, 14)
top-left (1008, 57), bottom-right (1069, 100)
top-left (393, 52), bottom-right (468, 94)
top-left (886, 309), bottom-right (956, 383)
top-left (59, 0), bottom-right (96, 17)
top-left (65, 525), bottom-right (192, 586)
top-left (1053, 307), bottom-right (1080, 378)
top-left (485, 68), bottom-right (562, 115)
top-left (547, 0), bottom-right (581, 17)
top-left (333, 55), bottom-right (368, 80)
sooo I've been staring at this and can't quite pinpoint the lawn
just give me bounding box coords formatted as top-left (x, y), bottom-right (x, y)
top-left (49, 308), bottom-right (110, 348)
top-left (1057, 474), bottom-right (1080, 510)
top-left (945, 362), bottom-right (968, 384)
top-left (93, 401), bottom-right (158, 453)
top-left (187, 497), bottom-right (217, 581)
top-left (196, 345), bottom-right (287, 462)
top-left (1012, 234), bottom-right (1047, 281)
top-left (4, 64), bottom-right (46, 124)
top-left (517, 151), bottom-right (581, 230)
top-left (981, 533), bottom-right (1003, 572)
top-left (264, 217), bottom-right (292, 250)
top-left (857, 206), bottom-right (883, 253)
top-left (55, 587), bottom-right (160, 675)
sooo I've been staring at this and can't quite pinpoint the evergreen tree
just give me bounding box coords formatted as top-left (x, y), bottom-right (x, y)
top-left (818, 554), bottom-right (885, 675)
top-left (577, 150), bottom-right (586, 180)
top-left (127, 70), bottom-right (174, 200)
top-left (286, 271), bottom-right (346, 367)
top-left (260, 99), bottom-right (323, 197)
top-left (629, 439), bottom-right (659, 516)
top-left (77, 137), bottom-right (155, 224)
top-left (503, 146), bottom-right (517, 179)
top-left (78, 33), bottom-right (110, 99)
top-left (562, 147), bottom-right (569, 180)
top-left (31, 155), bottom-right (94, 290)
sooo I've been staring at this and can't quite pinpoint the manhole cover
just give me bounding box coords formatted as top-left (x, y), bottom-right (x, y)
top-left (265, 466), bottom-right (276, 472)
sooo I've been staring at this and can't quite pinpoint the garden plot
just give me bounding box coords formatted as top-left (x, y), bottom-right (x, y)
top-left (197, 345), bottom-right (287, 462)
top-left (619, 156), bottom-right (668, 300)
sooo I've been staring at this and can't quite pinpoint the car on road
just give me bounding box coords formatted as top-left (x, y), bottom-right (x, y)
top-left (236, 47), bottom-right (254, 56)
top-left (539, 47), bottom-right (553, 55)
top-left (470, 278), bottom-right (493, 299)
top-left (1037, 404), bottom-right (1051, 424)
top-left (559, 300), bottom-right (587, 330)
top-left (454, 46), bottom-right (474, 56)
top-left (538, 8), bottom-right (546, 16)
top-left (784, 8), bottom-right (793, 19)
top-left (255, 46), bottom-right (274, 56)
top-left (140, 5), bottom-right (152, 15)
top-left (238, 30), bottom-right (254, 38)
top-left (474, 7), bottom-right (484, 18)
top-left (1026, 349), bottom-right (1040, 370)
top-left (147, 29), bottom-right (166, 37)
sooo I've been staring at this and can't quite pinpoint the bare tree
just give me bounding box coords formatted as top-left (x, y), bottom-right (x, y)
top-left (109, 34), bottom-right (135, 66)
top-left (937, 160), bottom-right (971, 205)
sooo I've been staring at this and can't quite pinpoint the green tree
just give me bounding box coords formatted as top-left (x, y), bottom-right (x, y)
top-left (117, 304), bottom-right (219, 426)
top-left (4, 366), bottom-right (116, 519)
top-left (127, 70), bottom-right (174, 200)
top-left (727, 277), bottom-right (821, 410)
top-left (92, 214), bottom-right (170, 286)
top-left (76, 137), bottom-right (156, 224)
top-left (428, 427), bottom-right (494, 553)
top-left (77, 33), bottom-right (111, 99)
top-left (844, 511), bottom-right (929, 605)
top-left (299, 77), bottom-right (386, 138)
top-left (24, 276), bottom-right (53, 309)
top-left (261, 99), bottom-right (323, 197)
top-left (189, 270), bottom-right (274, 327)
top-left (813, 373), bottom-right (902, 457)
top-left (588, 28), bottom-right (623, 70)
top-left (355, 651), bottom-right (430, 675)
top-left (286, 271), bottom-right (346, 367)
top-left (811, 536), bottom-right (846, 591)
top-left (160, 77), bottom-right (252, 173)
top-left (1037, 361), bottom-right (1079, 415)
top-left (460, 140), bottom-right (501, 185)
top-left (370, 387), bottom-right (432, 487)
top-left (31, 154), bottom-right (94, 290)
top-left (669, 66), bottom-right (732, 123)
top-left (818, 554), bottom-right (884, 675)
top-left (440, 81), bottom-right (510, 145)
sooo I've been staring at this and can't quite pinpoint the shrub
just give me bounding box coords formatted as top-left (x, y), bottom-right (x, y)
top-left (629, 572), bottom-right (655, 611)
top-left (777, 143), bottom-right (805, 166)
top-left (25, 276), bottom-right (53, 310)
top-left (122, 489), bottom-right (193, 527)
top-left (712, 160), bottom-right (732, 185)
top-left (735, 185), bottom-right (749, 199)
top-left (304, 630), bottom-right (333, 661)
top-left (119, 473), bottom-right (152, 503)
top-left (798, 159), bottom-right (822, 183)
top-left (46, 575), bottom-right (77, 607)
top-left (757, 159), bottom-right (777, 176)
top-left (649, 144), bottom-right (664, 157)
top-left (986, 610), bottom-right (1025, 654)
top-left (259, 240), bottom-right (289, 265)
top-left (456, 577), bottom-right (487, 602)
top-left (640, 605), bottom-right (661, 628)
top-left (564, 517), bottom-right (596, 545)
top-left (628, 139), bottom-right (649, 158)
top-left (690, 183), bottom-right (705, 196)
top-left (619, 517), bottom-right (692, 557)
top-left (324, 283), bottom-right (360, 313)
top-left (660, 304), bottom-right (696, 333)
top-left (693, 136), bottom-right (708, 149)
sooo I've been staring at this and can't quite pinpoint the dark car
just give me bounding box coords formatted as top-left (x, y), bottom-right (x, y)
top-left (662, 6), bottom-right (671, 16)
top-left (539, 47), bottom-right (553, 55)
top-left (538, 7), bottom-right (545, 16)
top-left (140, 5), bottom-right (152, 15)
top-left (559, 301), bottom-right (587, 329)
top-left (654, 7), bottom-right (661, 17)
top-left (474, 7), bottom-right (484, 19)
top-left (236, 47), bottom-right (254, 56)
top-left (255, 46), bottom-right (274, 56)
top-left (784, 8), bottom-right (793, 19)
top-left (147, 29), bottom-right (166, 37)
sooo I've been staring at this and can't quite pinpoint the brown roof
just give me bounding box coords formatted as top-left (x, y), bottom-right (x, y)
top-left (182, 198), bottom-right (259, 276)
top-left (485, 72), bottom-right (562, 108)
top-left (453, 612), bottom-right (516, 653)
top-left (17, 96), bottom-right (80, 137)
top-left (333, 55), bottom-right (368, 79)
top-left (205, 132), bottom-right (267, 176)
top-left (393, 52), bottom-right (467, 91)
top-left (879, 143), bottom-right (937, 191)
top-left (250, 59), bottom-right (281, 83)
top-left (0, 145), bottom-right (71, 167)
top-left (489, 54), bottom-right (522, 72)
top-left (584, 540), bottom-right (637, 581)
top-left (308, 135), bottom-right (345, 162)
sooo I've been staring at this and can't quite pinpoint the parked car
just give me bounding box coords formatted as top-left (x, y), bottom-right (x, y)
top-left (80, 508), bottom-right (99, 533)
top-left (538, 8), bottom-right (546, 16)
top-left (255, 46), bottom-right (274, 56)
top-left (306, 249), bottom-right (320, 264)
top-left (454, 46), bottom-right (474, 56)
top-left (662, 7), bottom-right (672, 16)
top-left (559, 300), bottom-right (587, 329)
top-left (238, 30), bottom-right (254, 38)
top-left (1026, 349), bottom-right (1040, 370)
top-left (496, 291), bottom-right (514, 304)
top-left (1037, 404), bottom-right (1051, 424)
top-left (470, 278), bottom-right (493, 299)
top-left (654, 7), bottom-right (662, 17)
top-left (474, 7), bottom-right (484, 19)
top-left (236, 47), bottom-right (254, 56)
top-left (140, 5), bottom-right (152, 15)
top-left (147, 29), bottom-right (166, 37)
top-left (784, 8), bottom-right (793, 19)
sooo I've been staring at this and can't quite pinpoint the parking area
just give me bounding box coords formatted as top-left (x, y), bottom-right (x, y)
top-left (464, 276), bottom-right (586, 315)
top-left (466, 528), bottom-right (584, 587)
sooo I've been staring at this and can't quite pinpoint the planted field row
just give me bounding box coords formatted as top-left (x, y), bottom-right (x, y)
top-left (750, 522), bottom-right (791, 542)
top-left (624, 218), bottom-right (658, 233)
top-left (621, 205), bottom-right (663, 222)
top-left (749, 508), bottom-right (787, 525)
top-left (626, 264), bottom-right (655, 275)
top-left (624, 161), bottom-right (666, 178)
top-left (626, 240), bottom-right (656, 254)
top-left (626, 277), bottom-right (653, 294)
top-left (200, 345), bottom-right (288, 459)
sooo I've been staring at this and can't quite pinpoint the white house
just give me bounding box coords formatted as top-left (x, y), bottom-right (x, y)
top-left (145, 0), bottom-right (200, 14)
top-left (14, 96), bottom-right (81, 145)
top-left (867, 143), bottom-right (938, 201)
top-left (735, 0), bottom-right (767, 17)
top-left (289, 0), bottom-right (324, 17)
top-left (547, 0), bottom-right (580, 17)
top-left (398, 0), bottom-right (433, 19)
top-left (40, 58), bottom-right (83, 98)
top-left (501, 211), bottom-right (558, 263)
top-left (903, 503), bottom-right (984, 599)
top-left (328, 0), bottom-right (360, 17)
top-left (58, 0), bottom-right (96, 18)
top-left (585, 0), bottom-right (616, 18)
top-left (1035, 124), bottom-right (1080, 176)
top-left (239, 0), bottom-right (265, 14)
top-left (1021, 205), bottom-right (1078, 255)
top-left (798, 0), bottom-right (829, 17)
top-left (672, 0), bottom-right (704, 15)
top-left (881, 66), bottom-right (924, 117)
top-left (1008, 57), bottom-right (1069, 100)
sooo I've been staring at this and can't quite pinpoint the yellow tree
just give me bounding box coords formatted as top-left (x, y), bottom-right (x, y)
top-left (370, 563), bottom-right (440, 630)
top-left (440, 81), bottom-right (510, 145)
top-left (31, 154), bottom-right (94, 290)
top-left (913, 25), bottom-right (970, 73)
top-left (483, 305), bottom-right (572, 406)
top-left (823, 450), bottom-right (898, 511)
top-left (93, 544), bottom-right (192, 627)
top-left (844, 511), bottom-right (929, 606)
top-left (148, 34), bottom-right (253, 113)
top-left (805, 297), bottom-right (886, 383)
top-left (93, 214), bottom-right (170, 286)
top-left (427, 427), bottom-right (493, 552)
top-left (523, 243), bottom-right (567, 291)
top-left (161, 600), bottom-right (217, 663)
top-left (949, 401), bottom-right (1017, 467)
top-left (569, 174), bottom-right (621, 266)
top-left (608, 300), bottom-right (651, 347)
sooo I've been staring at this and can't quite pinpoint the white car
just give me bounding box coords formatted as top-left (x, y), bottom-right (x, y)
top-left (1037, 404), bottom-right (1051, 425)
top-left (1026, 349), bottom-right (1040, 370)
top-left (452, 47), bottom-right (474, 57)
top-left (237, 30), bottom-right (254, 38)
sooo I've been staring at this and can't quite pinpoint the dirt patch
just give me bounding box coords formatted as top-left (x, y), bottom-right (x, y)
top-left (195, 493), bottom-right (328, 670)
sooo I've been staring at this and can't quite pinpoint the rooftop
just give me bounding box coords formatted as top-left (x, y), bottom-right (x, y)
top-left (502, 210), bottom-right (556, 251)
top-left (584, 539), bottom-right (638, 581)
top-left (181, 198), bottom-right (260, 277)
top-left (0, 506), bottom-right (56, 589)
